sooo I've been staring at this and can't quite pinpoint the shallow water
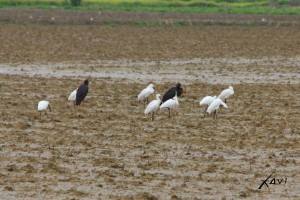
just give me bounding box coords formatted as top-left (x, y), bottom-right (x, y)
top-left (1, 57), bottom-right (300, 84)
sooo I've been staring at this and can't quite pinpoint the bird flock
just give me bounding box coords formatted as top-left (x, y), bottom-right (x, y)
top-left (38, 80), bottom-right (234, 121)
top-left (140, 83), bottom-right (234, 121)
top-left (138, 83), bottom-right (184, 121)
top-left (199, 85), bottom-right (234, 119)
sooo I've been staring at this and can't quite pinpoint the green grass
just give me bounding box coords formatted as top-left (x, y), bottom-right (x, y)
top-left (1, 0), bottom-right (300, 15)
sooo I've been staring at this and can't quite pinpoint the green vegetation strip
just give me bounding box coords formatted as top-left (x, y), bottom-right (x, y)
top-left (1, 0), bottom-right (300, 15)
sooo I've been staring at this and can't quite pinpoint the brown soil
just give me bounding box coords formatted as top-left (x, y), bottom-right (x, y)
top-left (0, 9), bottom-right (299, 199)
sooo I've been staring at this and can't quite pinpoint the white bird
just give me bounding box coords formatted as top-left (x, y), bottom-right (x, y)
top-left (68, 88), bottom-right (77, 101)
top-left (160, 92), bottom-right (179, 118)
top-left (138, 84), bottom-right (155, 107)
top-left (207, 99), bottom-right (227, 119)
top-left (218, 85), bottom-right (234, 103)
top-left (144, 94), bottom-right (161, 121)
top-left (38, 100), bottom-right (52, 117)
top-left (199, 95), bottom-right (217, 114)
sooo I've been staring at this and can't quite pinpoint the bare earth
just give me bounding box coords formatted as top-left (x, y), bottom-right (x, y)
top-left (0, 9), bottom-right (299, 200)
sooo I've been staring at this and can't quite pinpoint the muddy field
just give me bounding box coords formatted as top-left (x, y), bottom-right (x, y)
top-left (0, 9), bottom-right (299, 199)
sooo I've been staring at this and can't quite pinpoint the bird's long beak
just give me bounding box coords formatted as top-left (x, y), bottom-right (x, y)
top-left (181, 90), bottom-right (185, 97)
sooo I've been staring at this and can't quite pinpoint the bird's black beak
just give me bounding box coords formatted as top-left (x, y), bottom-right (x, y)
top-left (181, 90), bottom-right (186, 97)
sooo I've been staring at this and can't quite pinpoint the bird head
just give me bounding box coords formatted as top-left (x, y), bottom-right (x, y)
top-left (149, 84), bottom-right (155, 89)
top-left (229, 85), bottom-right (234, 95)
top-left (222, 102), bottom-right (228, 108)
top-left (176, 83), bottom-right (185, 96)
top-left (84, 80), bottom-right (89, 85)
top-left (156, 94), bottom-right (161, 100)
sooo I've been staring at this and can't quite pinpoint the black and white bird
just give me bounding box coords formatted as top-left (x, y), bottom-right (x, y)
top-left (161, 82), bottom-right (183, 104)
top-left (38, 100), bottom-right (51, 117)
top-left (75, 79), bottom-right (89, 107)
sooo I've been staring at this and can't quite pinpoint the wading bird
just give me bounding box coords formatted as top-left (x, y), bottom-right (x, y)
top-left (138, 84), bottom-right (155, 107)
top-left (218, 85), bottom-right (234, 103)
top-left (161, 82), bottom-right (183, 104)
top-left (38, 100), bottom-right (51, 117)
top-left (144, 94), bottom-right (161, 121)
top-left (75, 80), bottom-right (89, 107)
top-left (206, 98), bottom-right (227, 119)
top-left (160, 92), bottom-right (179, 118)
top-left (199, 95), bottom-right (217, 114)
top-left (68, 88), bottom-right (77, 102)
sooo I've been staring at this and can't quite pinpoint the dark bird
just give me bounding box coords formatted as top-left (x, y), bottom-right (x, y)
top-left (75, 79), bottom-right (89, 106)
top-left (161, 83), bottom-right (183, 104)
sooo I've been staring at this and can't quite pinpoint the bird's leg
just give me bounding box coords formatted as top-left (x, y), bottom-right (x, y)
top-left (203, 106), bottom-right (208, 117)
top-left (168, 108), bottom-right (171, 118)
top-left (48, 105), bottom-right (52, 112)
top-left (40, 111), bottom-right (41, 116)
top-left (214, 110), bottom-right (218, 119)
top-left (225, 99), bottom-right (227, 104)
top-left (152, 112), bottom-right (155, 121)
top-left (144, 100), bottom-right (146, 108)
top-left (45, 111), bottom-right (49, 118)
top-left (213, 110), bottom-right (217, 119)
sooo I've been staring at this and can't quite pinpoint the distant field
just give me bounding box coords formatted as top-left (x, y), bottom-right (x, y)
top-left (1, 0), bottom-right (300, 14)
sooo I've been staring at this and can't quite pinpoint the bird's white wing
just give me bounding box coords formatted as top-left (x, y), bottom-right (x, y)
top-left (200, 96), bottom-right (215, 106)
top-left (145, 100), bottom-right (159, 114)
top-left (38, 101), bottom-right (49, 111)
top-left (207, 99), bottom-right (220, 113)
top-left (160, 99), bottom-right (176, 109)
top-left (138, 87), bottom-right (154, 101)
top-left (218, 89), bottom-right (231, 101)
top-left (68, 89), bottom-right (77, 101)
